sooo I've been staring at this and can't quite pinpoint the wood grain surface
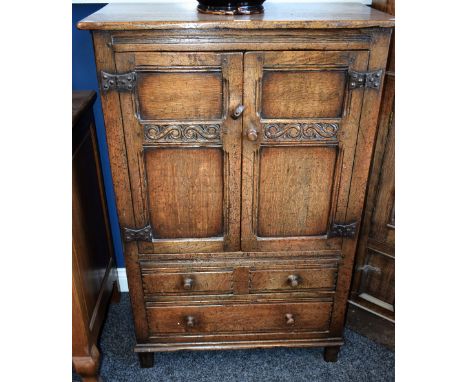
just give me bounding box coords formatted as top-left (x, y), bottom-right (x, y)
top-left (81, 2), bottom-right (393, 364)
top-left (77, 2), bottom-right (394, 30)
top-left (262, 70), bottom-right (346, 118)
top-left (258, 146), bottom-right (336, 237)
top-left (146, 147), bottom-right (224, 239)
top-left (137, 71), bottom-right (223, 121)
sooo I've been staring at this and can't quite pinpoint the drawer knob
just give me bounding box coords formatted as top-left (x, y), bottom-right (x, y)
top-left (183, 277), bottom-right (193, 290)
top-left (287, 274), bottom-right (301, 288)
top-left (185, 316), bottom-right (196, 328)
top-left (232, 104), bottom-right (245, 120)
top-left (285, 313), bottom-right (295, 325)
top-left (246, 126), bottom-right (258, 142)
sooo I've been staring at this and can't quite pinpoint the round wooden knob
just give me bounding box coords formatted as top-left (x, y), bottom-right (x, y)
top-left (231, 104), bottom-right (245, 119)
top-left (287, 274), bottom-right (300, 288)
top-left (186, 316), bottom-right (196, 328)
top-left (285, 313), bottom-right (295, 325)
top-left (246, 127), bottom-right (258, 141)
top-left (183, 277), bottom-right (193, 290)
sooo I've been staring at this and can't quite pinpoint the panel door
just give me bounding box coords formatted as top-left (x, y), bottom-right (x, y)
top-left (242, 51), bottom-right (369, 252)
top-left (114, 52), bottom-right (243, 254)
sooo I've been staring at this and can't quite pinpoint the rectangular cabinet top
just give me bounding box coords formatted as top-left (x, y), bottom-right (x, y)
top-left (77, 2), bottom-right (394, 30)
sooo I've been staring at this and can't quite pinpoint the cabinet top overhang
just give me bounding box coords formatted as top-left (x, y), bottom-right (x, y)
top-left (77, 2), bottom-right (395, 31)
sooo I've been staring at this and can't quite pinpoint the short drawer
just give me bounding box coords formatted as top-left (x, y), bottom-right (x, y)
top-left (250, 267), bottom-right (337, 293)
top-left (147, 301), bottom-right (332, 334)
top-left (142, 268), bottom-right (233, 295)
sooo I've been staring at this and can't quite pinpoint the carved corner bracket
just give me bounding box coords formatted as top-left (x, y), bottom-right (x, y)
top-left (123, 225), bottom-right (153, 242)
top-left (327, 222), bottom-right (358, 239)
top-left (263, 123), bottom-right (339, 142)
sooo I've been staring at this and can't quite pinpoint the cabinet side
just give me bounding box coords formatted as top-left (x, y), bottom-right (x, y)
top-left (329, 27), bottom-right (393, 337)
top-left (91, 30), bottom-right (149, 341)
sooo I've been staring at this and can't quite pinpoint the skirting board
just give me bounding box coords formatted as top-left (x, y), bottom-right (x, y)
top-left (117, 268), bottom-right (129, 292)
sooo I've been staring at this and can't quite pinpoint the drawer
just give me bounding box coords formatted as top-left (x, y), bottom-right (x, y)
top-left (147, 301), bottom-right (332, 334)
top-left (142, 267), bottom-right (233, 295)
top-left (250, 267), bottom-right (337, 293)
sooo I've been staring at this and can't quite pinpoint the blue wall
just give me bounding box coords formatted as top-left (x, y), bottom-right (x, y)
top-left (73, 4), bottom-right (125, 267)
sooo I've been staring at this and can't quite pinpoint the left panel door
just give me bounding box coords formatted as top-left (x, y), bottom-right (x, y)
top-left (114, 52), bottom-right (243, 254)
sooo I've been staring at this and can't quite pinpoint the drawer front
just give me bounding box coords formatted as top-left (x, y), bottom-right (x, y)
top-left (250, 267), bottom-right (337, 293)
top-left (142, 269), bottom-right (233, 295)
top-left (147, 301), bottom-right (332, 334)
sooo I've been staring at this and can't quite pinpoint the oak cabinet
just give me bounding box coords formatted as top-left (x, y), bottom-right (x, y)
top-left (78, 2), bottom-right (393, 366)
top-left (72, 91), bottom-right (118, 382)
top-left (347, 0), bottom-right (395, 348)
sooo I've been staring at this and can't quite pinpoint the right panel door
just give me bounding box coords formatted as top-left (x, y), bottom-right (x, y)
top-left (242, 51), bottom-right (369, 252)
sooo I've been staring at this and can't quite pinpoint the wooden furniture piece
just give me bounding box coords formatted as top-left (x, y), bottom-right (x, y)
top-left (78, 2), bottom-right (394, 366)
top-left (72, 90), bottom-right (119, 382)
top-left (348, 0), bottom-right (395, 348)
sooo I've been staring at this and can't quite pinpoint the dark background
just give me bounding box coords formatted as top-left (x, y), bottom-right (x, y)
top-left (72, 3), bottom-right (125, 267)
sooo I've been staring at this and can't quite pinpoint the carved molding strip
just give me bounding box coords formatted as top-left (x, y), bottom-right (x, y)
top-left (111, 31), bottom-right (372, 52)
top-left (263, 123), bottom-right (339, 141)
top-left (144, 124), bottom-right (221, 143)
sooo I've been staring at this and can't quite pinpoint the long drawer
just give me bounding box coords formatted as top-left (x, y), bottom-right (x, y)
top-left (147, 301), bottom-right (333, 335)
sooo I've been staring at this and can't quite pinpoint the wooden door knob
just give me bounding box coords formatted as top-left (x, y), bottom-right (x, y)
top-left (185, 316), bottom-right (196, 327)
top-left (231, 104), bottom-right (245, 119)
top-left (285, 313), bottom-right (295, 325)
top-left (287, 274), bottom-right (301, 288)
top-left (183, 277), bottom-right (193, 290)
top-left (246, 126), bottom-right (258, 141)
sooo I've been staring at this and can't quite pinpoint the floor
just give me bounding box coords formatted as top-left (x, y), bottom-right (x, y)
top-left (73, 294), bottom-right (394, 382)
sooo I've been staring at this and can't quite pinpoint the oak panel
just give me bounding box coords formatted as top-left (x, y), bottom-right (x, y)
top-left (137, 71), bottom-right (223, 121)
top-left (145, 147), bottom-right (224, 239)
top-left (261, 70), bottom-right (346, 118)
top-left (257, 146), bottom-right (337, 237)
top-left (147, 301), bottom-right (333, 334)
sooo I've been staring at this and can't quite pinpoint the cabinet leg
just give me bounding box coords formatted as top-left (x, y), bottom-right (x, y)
top-left (323, 346), bottom-right (340, 362)
top-left (81, 377), bottom-right (103, 382)
top-left (138, 352), bottom-right (154, 368)
top-left (73, 345), bottom-right (101, 382)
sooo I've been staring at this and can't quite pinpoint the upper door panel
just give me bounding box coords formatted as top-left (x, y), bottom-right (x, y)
top-left (136, 70), bottom-right (224, 121)
top-left (261, 69), bottom-right (346, 119)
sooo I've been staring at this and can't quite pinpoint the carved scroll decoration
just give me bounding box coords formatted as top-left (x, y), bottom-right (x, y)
top-left (144, 124), bottom-right (221, 143)
top-left (263, 123), bottom-right (339, 142)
